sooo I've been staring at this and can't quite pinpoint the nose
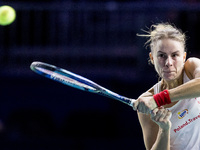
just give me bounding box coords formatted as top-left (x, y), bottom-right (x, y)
top-left (165, 56), bottom-right (173, 67)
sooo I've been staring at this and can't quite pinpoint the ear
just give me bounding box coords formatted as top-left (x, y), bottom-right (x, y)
top-left (183, 52), bottom-right (187, 62)
top-left (149, 52), bottom-right (154, 65)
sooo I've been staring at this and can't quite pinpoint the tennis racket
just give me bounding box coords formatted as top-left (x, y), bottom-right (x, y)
top-left (30, 61), bottom-right (135, 107)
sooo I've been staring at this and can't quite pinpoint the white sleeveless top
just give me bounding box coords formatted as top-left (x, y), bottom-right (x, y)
top-left (154, 72), bottom-right (200, 150)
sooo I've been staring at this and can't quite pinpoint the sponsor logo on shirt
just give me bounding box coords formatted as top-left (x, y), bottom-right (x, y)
top-left (197, 100), bottom-right (200, 104)
top-left (178, 109), bottom-right (188, 119)
top-left (174, 113), bottom-right (200, 133)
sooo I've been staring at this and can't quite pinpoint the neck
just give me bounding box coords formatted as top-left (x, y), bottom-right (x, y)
top-left (161, 71), bottom-right (184, 90)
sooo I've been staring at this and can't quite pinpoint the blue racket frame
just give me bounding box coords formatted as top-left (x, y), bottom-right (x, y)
top-left (30, 61), bottom-right (135, 106)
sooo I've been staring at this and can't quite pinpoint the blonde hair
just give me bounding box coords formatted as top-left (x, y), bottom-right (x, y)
top-left (137, 23), bottom-right (186, 52)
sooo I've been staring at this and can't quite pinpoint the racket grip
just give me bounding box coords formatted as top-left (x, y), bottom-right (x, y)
top-left (129, 99), bottom-right (136, 107)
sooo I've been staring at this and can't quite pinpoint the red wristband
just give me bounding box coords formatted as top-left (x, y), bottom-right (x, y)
top-left (153, 90), bottom-right (171, 107)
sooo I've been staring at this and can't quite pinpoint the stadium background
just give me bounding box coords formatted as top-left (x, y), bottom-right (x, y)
top-left (0, 0), bottom-right (200, 149)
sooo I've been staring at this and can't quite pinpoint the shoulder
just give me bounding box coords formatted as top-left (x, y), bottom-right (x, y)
top-left (185, 57), bottom-right (200, 64)
top-left (184, 57), bottom-right (200, 79)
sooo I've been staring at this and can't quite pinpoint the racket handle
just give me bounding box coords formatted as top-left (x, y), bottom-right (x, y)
top-left (129, 99), bottom-right (136, 107)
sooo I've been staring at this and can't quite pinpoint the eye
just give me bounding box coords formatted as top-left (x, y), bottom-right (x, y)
top-left (172, 53), bottom-right (179, 58)
top-left (158, 53), bottom-right (166, 58)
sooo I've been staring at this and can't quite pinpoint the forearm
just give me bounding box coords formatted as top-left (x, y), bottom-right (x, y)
top-left (169, 78), bottom-right (200, 102)
top-left (151, 128), bottom-right (170, 150)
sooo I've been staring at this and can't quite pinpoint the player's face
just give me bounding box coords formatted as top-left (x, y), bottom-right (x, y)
top-left (149, 38), bottom-right (186, 81)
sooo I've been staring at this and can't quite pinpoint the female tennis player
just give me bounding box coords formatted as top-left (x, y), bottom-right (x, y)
top-left (132, 23), bottom-right (200, 150)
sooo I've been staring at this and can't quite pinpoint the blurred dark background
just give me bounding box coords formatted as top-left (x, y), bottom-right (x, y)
top-left (0, 0), bottom-right (200, 150)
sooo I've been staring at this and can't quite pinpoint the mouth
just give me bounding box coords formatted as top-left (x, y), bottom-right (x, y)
top-left (163, 71), bottom-right (176, 74)
top-left (164, 71), bottom-right (173, 73)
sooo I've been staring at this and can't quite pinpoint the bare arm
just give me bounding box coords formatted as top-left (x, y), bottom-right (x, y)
top-left (138, 112), bottom-right (158, 150)
top-left (169, 57), bottom-right (200, 102)
top-left (137, 89), bottom-right (171, 150)
top-left (138, 106), bottom-right (171, 150)
top-left (149, 107), bottom-right (171, 150)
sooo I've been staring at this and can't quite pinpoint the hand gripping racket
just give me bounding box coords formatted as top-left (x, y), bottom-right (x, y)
top-left (30, 61), bottom-right (135, 107)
